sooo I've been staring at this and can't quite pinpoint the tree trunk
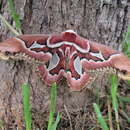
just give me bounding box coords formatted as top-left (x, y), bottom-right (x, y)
top-left (0, 0), bottom-right (130, 129)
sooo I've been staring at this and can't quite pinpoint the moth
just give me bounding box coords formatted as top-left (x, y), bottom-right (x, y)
top-left (0, 30), bottom-right (130, 91)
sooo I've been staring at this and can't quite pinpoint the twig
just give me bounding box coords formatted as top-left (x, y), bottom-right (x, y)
top-left (64, 105), bottom-right (73, 130)
top-left (107, 97), bottom-right (113, 130)
top-left (82, 113), bottom-right (87, 130)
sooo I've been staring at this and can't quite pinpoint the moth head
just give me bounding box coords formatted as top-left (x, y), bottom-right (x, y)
top-left (111, 54), bottom-right (130, 80)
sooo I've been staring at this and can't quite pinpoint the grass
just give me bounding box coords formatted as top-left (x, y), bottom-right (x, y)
top-left (22, 83), bottom-right (32, 130)
top-left (93, 75), bottom-right (120, 130)
top-left (47, 83), bottom-right (60, 130)
top-left (0, 14), bottom-right (20, 35)
top-left (93, 103), bottom-right (109, 130)
top-left (123, 25), bottom-right (130, 57)
top-left (123, 24), bottom-right (130, 85)
top-left (111, 75), bottom-right (120, 130)
top-left (0, 119), bottom-right (4, 129)
top-left (0, 0), bottom-right (21, 35)
top-left (7, 0), bottom-right (22, 34)
top-left (93, 24), bottom-right (130, 129)
top-left (22, 83), bottom-right (60, 130)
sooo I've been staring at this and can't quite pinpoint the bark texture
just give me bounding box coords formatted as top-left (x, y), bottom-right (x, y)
top-left (0, 0), bottom-right (130, 129)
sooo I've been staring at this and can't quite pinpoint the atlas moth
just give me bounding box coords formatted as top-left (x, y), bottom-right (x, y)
top-left (0, 30), bottom-right (130, 91)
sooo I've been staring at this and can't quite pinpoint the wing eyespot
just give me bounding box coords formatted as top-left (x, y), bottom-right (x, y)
top-left (5, 51), bottom-right (15, 56)
top-left (120, 69), bottom-right (127, 75)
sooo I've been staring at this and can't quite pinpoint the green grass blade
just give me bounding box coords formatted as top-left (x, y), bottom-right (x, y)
top-left (7, 0), bottom-right (22, 34)
top-left (118, 96), bottom-right (130, 103)
top-left (122, 25), bottom-right (130, 53)
top-left (51, 112), bottom-right (60, 130)
top-left (0, 119), bottom-right (4, 129)
top-left (111, 75), bottom-right (120, 130)
top-left (22, 83), bottom-right (32, 130)
top-left (120, 109), bottom-right (130, 123)
top-left (122, 24), bottom-right (130, 83)
top-left (93, 103), bottom-right (109, 130)
top-left (47, 83), bottom-right (58, 130)
top-left (111, 75), bottom-right (118, 111)
top-left (128, 80), bottom-right (130, 84)
top-left (0, 14), bottom-right (20, 35)
top-left (50, 83), bottom-right (57, 114)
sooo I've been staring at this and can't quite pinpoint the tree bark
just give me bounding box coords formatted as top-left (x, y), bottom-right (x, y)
top-left (0, 0), bottom-right (130, 129)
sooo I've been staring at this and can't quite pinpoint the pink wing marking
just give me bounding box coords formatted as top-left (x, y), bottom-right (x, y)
top-left (47, 30), bottom-right (90, 53)
top-left (38, 65), bottom-right (64, 85)
top-left (18, 34), bottom-right (49, 47)
top-left (0, 37), bottom-right (27, 53)
top-left (16, 35), bottom-right (52, 62)
top-left (64, 71), bottom-right (91, 91)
